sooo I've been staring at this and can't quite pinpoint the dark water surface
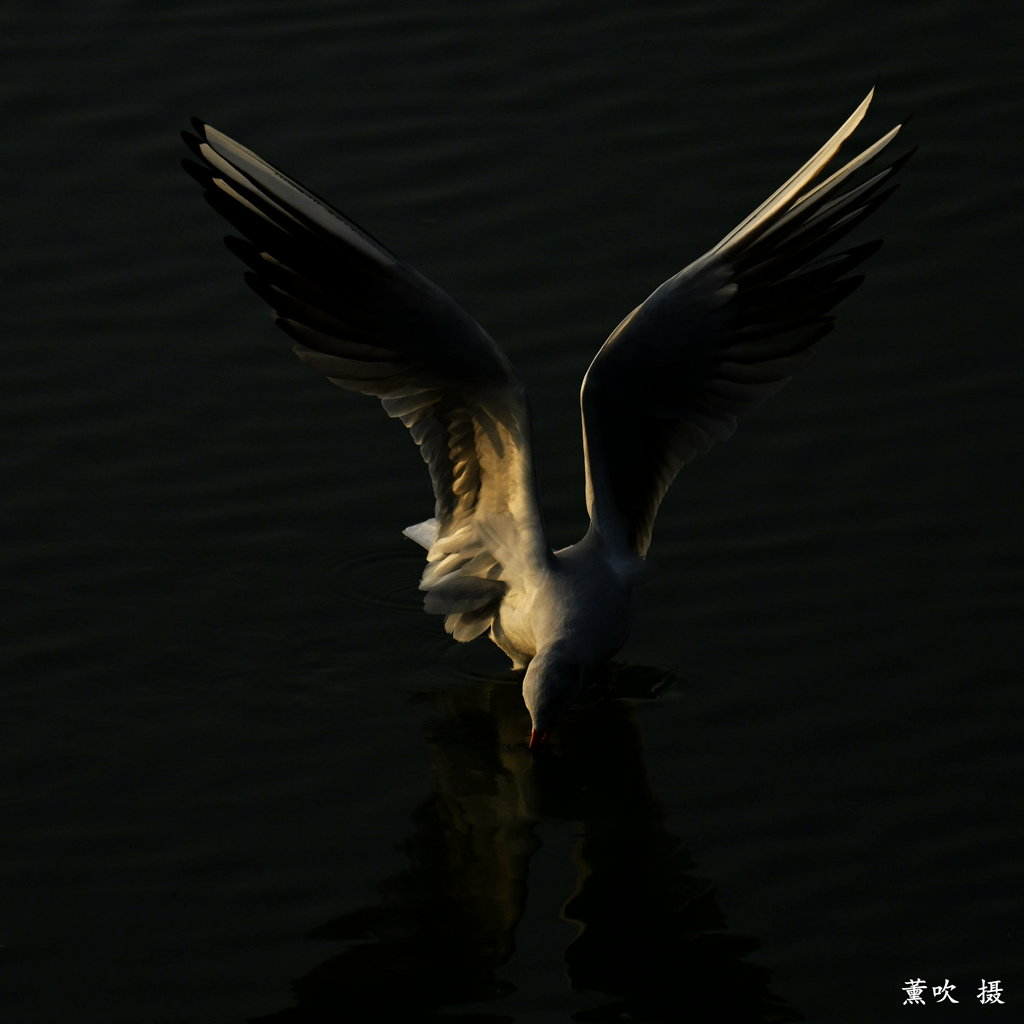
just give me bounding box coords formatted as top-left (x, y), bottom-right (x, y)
top-left (3, 1), bottom-right (1022, 1021)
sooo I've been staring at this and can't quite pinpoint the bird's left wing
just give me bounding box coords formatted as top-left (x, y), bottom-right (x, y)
top-left (580, 89), bottom-right (911, 558)
top-left (182, 122), bottom-right (549, 638)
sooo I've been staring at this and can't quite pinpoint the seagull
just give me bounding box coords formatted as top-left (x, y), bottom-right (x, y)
top-left (182, 88), bottom-right (909, 751)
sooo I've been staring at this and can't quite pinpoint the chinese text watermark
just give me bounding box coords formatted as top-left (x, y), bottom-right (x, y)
top-left (903, 979), bottom-right (1004, 1006)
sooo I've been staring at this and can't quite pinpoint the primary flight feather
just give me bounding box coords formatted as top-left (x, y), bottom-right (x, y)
top-left (182, 88), bottom-right (909, 749)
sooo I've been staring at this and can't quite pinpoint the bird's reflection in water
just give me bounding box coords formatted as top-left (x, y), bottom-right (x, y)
top-left (252, 668), bottom-right (802, 1023)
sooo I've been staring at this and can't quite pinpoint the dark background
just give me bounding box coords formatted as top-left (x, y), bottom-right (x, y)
top-left (2, 1), bottom-right (1021, 1021)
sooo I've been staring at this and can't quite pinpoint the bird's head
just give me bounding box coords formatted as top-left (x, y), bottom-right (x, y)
top-left (523, 646), bottom-right (584, 752)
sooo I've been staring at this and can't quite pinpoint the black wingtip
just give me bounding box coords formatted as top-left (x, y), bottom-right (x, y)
top-left (849, 237), bottom-right (885, 260)
top-left (181, 157), bottom-right (214, 187)
top-left (223, 235), bottom-right (252, 259)
top-left (243, 270), bottom-right (272, 303)
top-left (831, 273), bottom-right (866, 304)
top-left (888, 146), bottom-right (917, 175)
top-left (897, 144), bottom-right (917, 177)
top-left (181, 130), bottom-right (206, 161)
top-left (835, 238), bottom-right (885, 274)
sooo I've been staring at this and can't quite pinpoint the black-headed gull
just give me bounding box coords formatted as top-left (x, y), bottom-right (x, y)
top-left (183, 89), bottom-right (909, 750)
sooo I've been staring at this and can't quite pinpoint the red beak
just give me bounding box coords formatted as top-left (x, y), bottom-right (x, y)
top-left (529, 728), bottom-right (551, 752)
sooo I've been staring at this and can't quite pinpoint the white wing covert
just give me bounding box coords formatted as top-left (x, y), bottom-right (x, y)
top-left (581, 89), bottom-right (911, 558)
top-left (182, 122), bottom-right (549, 639)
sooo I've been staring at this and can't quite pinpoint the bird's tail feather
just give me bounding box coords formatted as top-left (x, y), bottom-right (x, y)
top-left (402, 517), bottom-right (438, 549)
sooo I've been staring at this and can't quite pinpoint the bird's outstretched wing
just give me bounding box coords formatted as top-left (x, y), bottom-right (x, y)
top-left (182, 122), bottom-right (549, 639)
top-left (580, 88), bottom-right (911, 558)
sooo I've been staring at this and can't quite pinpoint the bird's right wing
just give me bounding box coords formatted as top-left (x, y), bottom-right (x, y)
top-left (581, 88), bottom-right (910, 558)
top-left (182, 122), bottom-right (550, 639)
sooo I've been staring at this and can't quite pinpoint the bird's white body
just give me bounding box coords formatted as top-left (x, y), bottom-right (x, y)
top-left (183, 89), bottom-right (908, 748)
top-left (500, 533), bottom-right (639, 746)
top-left (488, 531), bottom-right (637, 671)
